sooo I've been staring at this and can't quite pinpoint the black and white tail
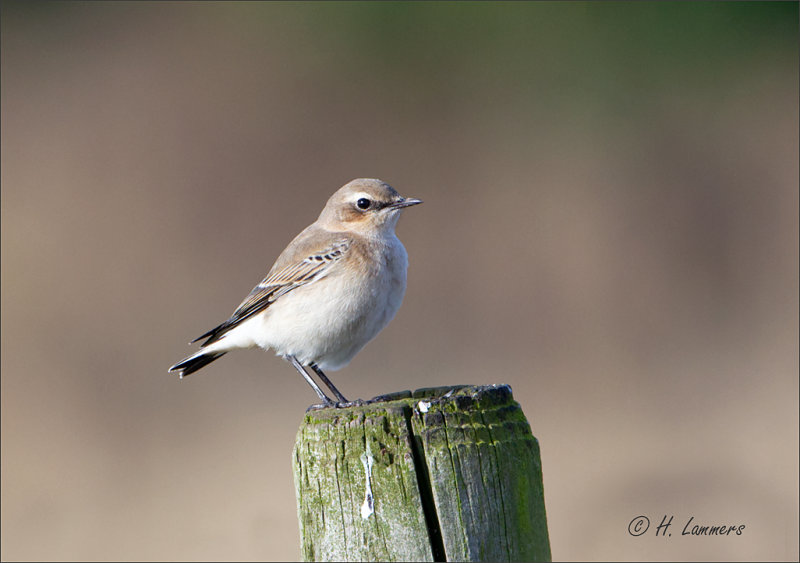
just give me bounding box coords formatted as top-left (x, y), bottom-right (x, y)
top-left (168, 351), bottom-right (227, 378)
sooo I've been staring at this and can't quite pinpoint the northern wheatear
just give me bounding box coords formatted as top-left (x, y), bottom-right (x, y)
top-left (169, 178), bottom-right (422, 405)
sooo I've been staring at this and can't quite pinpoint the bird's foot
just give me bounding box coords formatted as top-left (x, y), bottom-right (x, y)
top-left (305, 399), bottom-right (369, 411)
top-left (305, 400), bottom-right (335, 412)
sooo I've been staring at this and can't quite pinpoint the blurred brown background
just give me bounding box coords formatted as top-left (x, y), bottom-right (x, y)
top-left (1, 2), bottom-right (797, 561)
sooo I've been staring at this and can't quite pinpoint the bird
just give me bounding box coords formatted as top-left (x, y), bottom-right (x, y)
top-left (168, 178), bottom-right (422, 406)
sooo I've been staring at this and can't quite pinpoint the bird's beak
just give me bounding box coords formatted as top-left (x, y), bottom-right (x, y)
top-left (388, 197), bottom-right (423, 210)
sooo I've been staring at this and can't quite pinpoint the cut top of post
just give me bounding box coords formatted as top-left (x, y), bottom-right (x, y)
top-left (293, 384), bottom-right (551, 562)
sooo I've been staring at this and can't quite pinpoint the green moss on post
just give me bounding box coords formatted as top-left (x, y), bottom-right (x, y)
top-left (293, 385), bottom-right (551, 562)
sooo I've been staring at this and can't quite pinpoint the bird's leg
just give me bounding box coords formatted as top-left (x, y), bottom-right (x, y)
top-left (286, 355), bottom-right (333, 405)
top-left (309, 363), bottom-right (349, 403)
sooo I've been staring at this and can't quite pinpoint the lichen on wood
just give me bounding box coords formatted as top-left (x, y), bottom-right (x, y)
top-left (293, 384), bottom-right (551, 562)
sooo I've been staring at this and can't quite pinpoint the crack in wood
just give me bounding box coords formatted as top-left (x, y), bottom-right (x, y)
top-left (404, 405), bottom-right (447, 562)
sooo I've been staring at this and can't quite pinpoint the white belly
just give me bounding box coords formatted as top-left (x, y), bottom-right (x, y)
top-left (213, 236), bottom-right (409, 371)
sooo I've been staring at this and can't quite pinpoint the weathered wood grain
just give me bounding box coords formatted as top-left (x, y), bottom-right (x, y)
top-left (293, 384), bottom-right (550, 562)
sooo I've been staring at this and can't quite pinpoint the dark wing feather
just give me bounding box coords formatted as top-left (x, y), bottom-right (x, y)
top-left (193, 239), bottom-right (350, 347)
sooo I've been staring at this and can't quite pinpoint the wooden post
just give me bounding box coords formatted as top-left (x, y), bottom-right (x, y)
top-left (292, 384), bottom-right (551, 562)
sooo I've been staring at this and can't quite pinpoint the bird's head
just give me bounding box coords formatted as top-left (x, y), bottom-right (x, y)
top-left (318, 178), bottom-right (422, 235)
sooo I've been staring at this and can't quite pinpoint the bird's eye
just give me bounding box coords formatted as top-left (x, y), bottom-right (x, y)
top-left (356, 198), bottom-right (371, 210)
